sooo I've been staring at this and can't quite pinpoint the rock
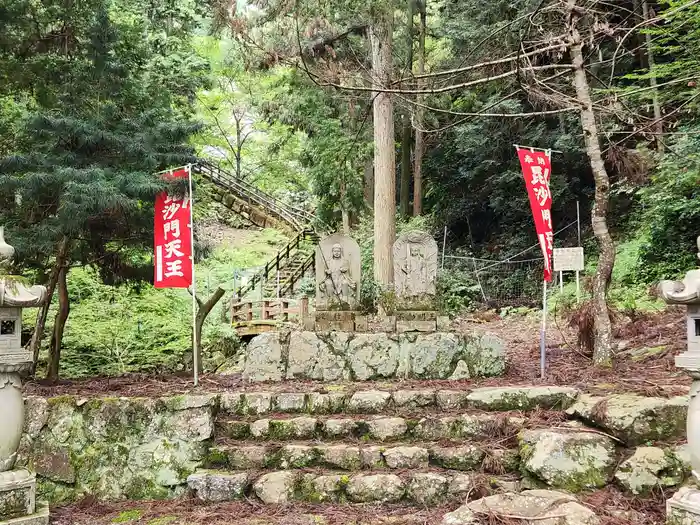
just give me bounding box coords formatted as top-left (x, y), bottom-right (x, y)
top-left (466, 386), bottom-right (579, 411)
top-left (367, 418), bottom-right (408, 441)
top-left (436, 390), bottom-right (469, 410)
top-left (253, 471), bottom-right (298, 504)
top-left (308, 392), bottom-right (346, 414)
top-left (286, 331), bottom-right (349, 381)
top-left (323, 419), bottom-right (357, 438)
top-left (187, 470), bottom-right (248, 502)
top-left (461, 333), bottom-right (506, 378)
top-left (269, 417), bottom-right (318, 440)
top-left (250, 419), bottom-right (270, 439)
top-left (221, 446), bottom-right (266, 470)
top-left (442, 490), bottom-right (599, 525)
top-left (431, 446), bottom-right (484, 471)
top-left (392, 390), bottom-right (435, 408)
top-left (566, 394), bottom-right (687, 445)
top-left (319, 445), bottom-right (361, 470)
top-left (346, 474), bottom-right (405, 503)
top-left (347, 391), bottom-right (392, 413)
top-left (449, 360), bottom-right (472, 380)
top-left (408, 473), bottom-right (448, 505)
top-left (308, 475), bottom-right (346, 503)
top-left (32, 440), bottom-right (75, 484)
top-left (279, 445), bottom-right (316, 468)
top-left (519, 429), bottom-right (616, 491)
top-left (347, 333), bottom-right (400, 380)
top-left (448, 473), bottom-right (476, 497)
top-left (274, 393), bottom-right (307, 413)
top-left (614, 447), bottom-right (685, 495)
top-left (412, 417), bottom-right (456, 440)
top-left (360, 446), bottom-right (384, 468)
top-left (164, 394), bottom-right (218, 411)
top-left (406, 332), bottom-right (463, 379)
top-left (383, 446), bottom-right (429, 469)
top-left (243, 332), bottom-right (286, 382)
top-left (673, 443), bottom-right (692, 473)
top-left (23, 397), bottom-right (49, 439)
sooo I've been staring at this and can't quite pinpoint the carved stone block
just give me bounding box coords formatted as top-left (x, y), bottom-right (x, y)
top-left (314, 311), bottom-right (355, 332)
top-left (302, 315), bottom-right (316, 331)
top-left (316, 234), bottom-right (361, 310)
top-left (396, 311), bottom-right (437, 322)
top-left (393, 231), bottom-right (438, 301)
top-left (396, 320), bottom-right (437, 333)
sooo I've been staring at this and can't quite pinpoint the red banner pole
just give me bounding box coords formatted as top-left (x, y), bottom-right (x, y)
top-left (187, 164), bottom-right (198, 387)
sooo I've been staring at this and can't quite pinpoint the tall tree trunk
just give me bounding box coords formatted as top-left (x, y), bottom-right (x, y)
top-left (46, 265), bottom-right (69, 382)
top-left (191, 286), bottom-right (226, 374)
top-left (340, 176), bottom-right (351, 234)
top-left (412, 0), bottom-right (426, 217)
top-left (235, 116), bottom-right (243, 178)
top-left (364, 158), bottom-right (374, 209)
top-left (30, 236), bottom-right (69, 373)
top-left (399, 0), bottom-right (415, 218)
top-left (569, 5), bottom-right (615, 367)
top-left (641, 0), bottom-right (663, 152)
top-left (370, 11), bottom-right (396, 289)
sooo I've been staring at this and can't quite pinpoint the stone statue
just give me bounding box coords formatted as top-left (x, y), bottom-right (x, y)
top-left (316, 234), bottom-right (360, 310)
top-left (0, 225), bottom-right (49, 523)
top-left (393, 231), bottom-right (438, 299)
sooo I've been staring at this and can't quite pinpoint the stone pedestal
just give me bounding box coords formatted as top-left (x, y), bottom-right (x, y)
top-left (0, 470), bottom-right (48, 525)
top-left (0, 227), bottom-right (49, 524)
top-left (661, 236), bottom-right (700, 525)
top-left (668, 487), bottom-right (700, 524)
top-left (314, 311), bottom-right (357, 331)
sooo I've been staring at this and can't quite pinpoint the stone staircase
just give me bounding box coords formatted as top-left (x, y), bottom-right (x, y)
top-left (181, 385), bottom-right (690, 514)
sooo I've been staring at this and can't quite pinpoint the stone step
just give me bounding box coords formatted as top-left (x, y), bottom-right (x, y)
top-left (187, 468), bottom-right (521, 506)
top-left (215, 412), bottom-right (549, 442)
top-left (204, 441), bottom-right (519, 472)
top-left (218, 386), bottom-right (581, 417)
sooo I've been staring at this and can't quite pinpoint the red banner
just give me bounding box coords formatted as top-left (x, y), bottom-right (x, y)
top-left (516, 147), bottom-right (553, 282)
top-left (154, 168), bottom-right (193, 288)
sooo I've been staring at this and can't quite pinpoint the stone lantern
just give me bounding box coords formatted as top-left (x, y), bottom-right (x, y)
top-left (0, 226), bottom-right (49, 524)
top-left (662, 236), bottom-right (700, 523)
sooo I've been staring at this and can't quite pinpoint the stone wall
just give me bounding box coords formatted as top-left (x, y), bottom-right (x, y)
top-left (242, 331), bottom-right (506, 382)
top-left (17, 394), bottom-right (217, 504)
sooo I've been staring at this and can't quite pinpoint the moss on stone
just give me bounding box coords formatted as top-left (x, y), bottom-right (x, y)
top-left (47, 395), bottom-right (77, 408)
top-left (203, 447), bottom-right (229, 468)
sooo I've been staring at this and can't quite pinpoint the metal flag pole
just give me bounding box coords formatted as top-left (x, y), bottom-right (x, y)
top-left (187, 163), bottom-right (199, 387)
top-left (541, 279), bottom-right (547, 379)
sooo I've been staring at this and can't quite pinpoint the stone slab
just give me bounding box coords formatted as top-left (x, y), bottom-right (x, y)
top-left (396, 320), bottom-right (437, 333)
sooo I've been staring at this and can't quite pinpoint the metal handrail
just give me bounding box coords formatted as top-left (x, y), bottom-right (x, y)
top-left (194, 160), bottom-right (315, 230)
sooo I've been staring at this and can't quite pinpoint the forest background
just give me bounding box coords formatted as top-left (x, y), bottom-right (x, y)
top-left (0, 0), bottom-right (698, 379)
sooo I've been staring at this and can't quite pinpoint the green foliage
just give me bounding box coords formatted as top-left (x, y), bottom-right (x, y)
top-left (37, 228), bottom-right (282, 379)
top-left (636, 131), bottom-right (700, 282)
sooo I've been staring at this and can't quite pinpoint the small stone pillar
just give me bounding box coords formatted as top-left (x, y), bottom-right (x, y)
top-left (662, 236), bottom-right (700, 524)
top-left (0, 226), bottom-right (49, 524)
